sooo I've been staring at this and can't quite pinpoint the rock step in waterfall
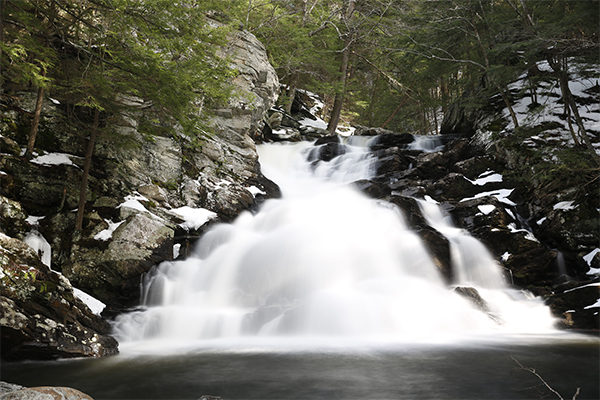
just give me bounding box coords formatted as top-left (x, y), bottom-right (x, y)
top-left (113, 138), bottom-right (555, 349)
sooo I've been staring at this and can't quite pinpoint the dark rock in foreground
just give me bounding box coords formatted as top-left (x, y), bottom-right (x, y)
top-left (0, 381), bottom-right (94, 400)
top-left (0, 233), bottom-right (118, 360)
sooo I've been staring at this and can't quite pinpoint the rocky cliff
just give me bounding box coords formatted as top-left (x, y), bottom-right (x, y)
top-left (1, 29), bottom-right (279, 359)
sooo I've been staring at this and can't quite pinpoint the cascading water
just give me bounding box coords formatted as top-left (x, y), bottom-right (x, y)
top-left (113, 138), bottom-right (556, 351)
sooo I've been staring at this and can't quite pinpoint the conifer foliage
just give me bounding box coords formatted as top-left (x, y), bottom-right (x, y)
top-left (1, 0), bottom-right (240, 229)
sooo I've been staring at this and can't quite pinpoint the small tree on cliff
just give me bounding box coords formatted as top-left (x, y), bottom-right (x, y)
top-left (1, 0), bottom-right (57, 158)
top-left (66, 0), bottom-right (238, 230)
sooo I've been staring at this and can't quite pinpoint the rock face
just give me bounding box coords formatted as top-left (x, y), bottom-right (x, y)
top-left (0, 382), bottom-right (93, 400)
top-left (0, 27), bottom-right (280, 358)
top-left (0, 233), bottom-right (118, 360)
top-left (365, 133), bottom-right (599, 329)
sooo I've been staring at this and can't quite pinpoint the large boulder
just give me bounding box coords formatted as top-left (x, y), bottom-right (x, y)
top-left (0, 233), bottom-right (118, 360)
top-left (64, 211), bottom-right (174, 309)
top-left (0, 382), bottom-right (93, 400)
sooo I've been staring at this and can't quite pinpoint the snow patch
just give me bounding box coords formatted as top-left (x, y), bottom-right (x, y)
top-left (119, 194), bottom-right (149, 213)
top-left (24, 231), bottom-right (52, 267)
top-left (299, 117), bottom-right (327, 130)
top-left (94, 220), bottom-right (125, 241)
top-left (169, 206), bottom-right (217, 230)
top-left (478, 205), bottom-right (496, 215)
top-left (536, 217), bottom-right (547, 226)
top-left (460, 189), bottom-right (516, 205)
top-left (465, 171), bottom-right (503, 186)
top-left (553, 201), bottom-right (577, 211)
top-left (26, 215), bottom-right (45, 226)
top-left (584, 248), bottom-right (600, 266)
top-left (31, 152), bottom-right (78, 167)
top-left (584, 298), bottom-right (600, 310)
top-left (246, 186), bottom-right (266, 197)
top-left (564, 283), bottom-right (600, 293)
top-left (508, 223), bottom-right (539, 242)
top-left (73, 287), bottom-right (105, 315)
top-left (505, 209), bottom-right (515, 220)
top-left (584, 248), bottom-right (600, 275)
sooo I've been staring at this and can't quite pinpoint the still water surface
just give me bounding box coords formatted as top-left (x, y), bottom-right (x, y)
top-left (3, 335), bottom-right (598, 399)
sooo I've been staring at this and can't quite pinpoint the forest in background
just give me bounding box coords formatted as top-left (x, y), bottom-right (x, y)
top-left (2, 0), bottom-right (598, 137)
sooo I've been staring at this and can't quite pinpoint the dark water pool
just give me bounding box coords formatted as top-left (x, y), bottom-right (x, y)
top-left (2, 336), bottom-right (598, 399)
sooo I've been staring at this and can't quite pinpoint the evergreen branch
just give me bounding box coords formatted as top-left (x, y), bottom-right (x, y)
top-left (351, 51), bottom-right (406, 91)
top-left (308, 9), bottom-right (341, 37)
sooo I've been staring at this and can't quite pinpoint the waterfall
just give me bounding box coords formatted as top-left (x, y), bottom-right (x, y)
top-left (113, 138), bottom-right (556, 350)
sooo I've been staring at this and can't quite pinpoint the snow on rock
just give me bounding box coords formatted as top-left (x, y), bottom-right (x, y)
top-left (584, 248), bottom-right (600, 265)
top-left (246, 186), bottom-right (266, 197)
top-left (465, 171), bottom-right (503, 186)
top-left (169, 206), bottom-right (217, 230)
top-left (553, 201), bottom-right (577, 211)
top-left (24, 231), bottom-right (51, 267)
top-left (173, 243), bottom-right (181, 259)
top-left (508, 223), bottom-right (539, 242)
top-left (73, 287), bottom-right (106, 315)
top-left (215, 179), bottom-right (233, 189)
top-left (299, 117), bottom-right (328, 130)
top-left (503, 60), bottom-right (600, 154)
top-left (25, 215), bottom-right (44, 226)
top-left (536, 217), bottom-right (547, 226)
top-left (584, 298), bottom-right (600, 310)
top-left (118, 194), bottom-right (149, 213)
top-left (477, 205), bottom-right (496, 215)
top-left (504, 208), bottom-right (516, 220)
top-left (30, 152), bottom-right (79, 167)
top-left (584, 248), bottom-right (600, 275)
top-left (564, 282), bottom-right (600, 293)
top-left (460, 188), bottom-right (516, 206)
top-left (94, 220), bottom-right (125, 241)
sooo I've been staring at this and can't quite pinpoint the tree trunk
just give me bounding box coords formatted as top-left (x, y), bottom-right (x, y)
top-left (560, 72), bottom-right (599, 164)
top-left (76, 108), bottom-right (100, 231)
top-left (285, 72), bottom-right (299, 115)
top-left (25, 80), bottom-right (45, 158)
top-left (327, 40), bottom-right (351, 133)
top-left (327, 0), bottom-right (355, 133)
top-left (492, 79), bottom-right (519, 129)
top-left (565, 98), bottom-right (580, 146)
top-left (549, 55), bottom-right (599, 164)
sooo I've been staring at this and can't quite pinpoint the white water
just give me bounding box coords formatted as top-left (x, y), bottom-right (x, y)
top-left (113, 138), bottom-right (556, 352)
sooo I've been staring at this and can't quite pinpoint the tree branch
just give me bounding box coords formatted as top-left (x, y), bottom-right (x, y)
top-left (510, 356), bottom-right (580, 400)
